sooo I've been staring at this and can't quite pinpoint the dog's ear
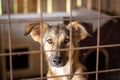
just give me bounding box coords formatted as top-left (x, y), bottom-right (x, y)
top-left (25, 23), bottom-right (50, 43)
top-left (66, 21), bottom-right (91, 42)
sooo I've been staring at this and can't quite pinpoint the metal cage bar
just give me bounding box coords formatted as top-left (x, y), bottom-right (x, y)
top-left (39, 0), bottom-right (44, 80)
top-left (0, 0), bottom-right (120, 80)
top-left (96, 0), bottom-right (101, 80)
top-left (69, 0), bottom-right (73, 79)
top-left (7, 0), bottom-right (13, 80)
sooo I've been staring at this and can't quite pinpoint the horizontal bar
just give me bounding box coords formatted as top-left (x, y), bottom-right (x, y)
top-left (0, 44), bottom-right (120, 57)
top-left (21, 68), bottom-right (120, 80)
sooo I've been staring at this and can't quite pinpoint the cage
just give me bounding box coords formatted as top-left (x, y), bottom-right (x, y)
top-left (0, 0), bottom-right (120, 80)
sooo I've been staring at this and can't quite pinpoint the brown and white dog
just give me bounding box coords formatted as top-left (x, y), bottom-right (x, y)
top-left (25, 21), bottom-right (89, 80)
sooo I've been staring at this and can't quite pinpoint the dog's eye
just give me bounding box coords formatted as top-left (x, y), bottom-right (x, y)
top-left (47, 39), bottom-right (53, 44)
top-left (64, 38), bottom-right (70, 43)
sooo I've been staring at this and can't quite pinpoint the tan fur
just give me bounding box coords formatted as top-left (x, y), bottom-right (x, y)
top-left (25, 21), bottom-right (89, 80)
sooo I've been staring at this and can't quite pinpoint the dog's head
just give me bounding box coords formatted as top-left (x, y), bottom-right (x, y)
top-left (25, 21), bottom-right (90, 67)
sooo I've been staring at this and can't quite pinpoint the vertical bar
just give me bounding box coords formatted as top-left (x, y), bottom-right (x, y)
top-left (37, 0), bottom-right (41, 14)
top-left (42, 0), bottom-right (47, 12)
top-left (87, 0), bottom-right (92, 10)
top-left (1, 0), bottom-right (7, 14)
top-left (0, 0), bottom-right (2, 15)
top-left (66, 0), bottom-right (70, 13)
top-left (40, 0), bottom-right (43, 79)
top-left (77, 0), bottom-right (82, 7)
top-left (47, 0), bottom-right (52, 13)
top-left (38, 0), bottom-right (47, 13)
top-left (2, 0), bottom-right (13, 14)
top-left (96, 0), bottom-right (101, 80)
top-left (69, 0), bottom-right (73, 79)
top-left (7, 0), bottom-right (13, 80)
top-left (1, 0), bottom-right (6, 14)
top-left (23, 0), bottom-right (28, 13)
top-left (13, 0), bottom-right (18, 14)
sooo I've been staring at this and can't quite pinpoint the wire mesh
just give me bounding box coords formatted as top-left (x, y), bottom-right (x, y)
top-left (0, 0), bottom-right (120, 80)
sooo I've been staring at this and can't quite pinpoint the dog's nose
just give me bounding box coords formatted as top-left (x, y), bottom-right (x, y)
top-left (53, 57), bottom-right (62, 65)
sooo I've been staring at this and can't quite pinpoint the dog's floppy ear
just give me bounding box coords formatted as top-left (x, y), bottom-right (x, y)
top-left (66, 21), bottom-right (90, 42)
top-left (25, 23), bottom-right (50, 43)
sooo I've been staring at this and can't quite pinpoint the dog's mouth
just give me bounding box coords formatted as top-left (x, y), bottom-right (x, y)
top-left (49, 56), bottom-right (68, 67)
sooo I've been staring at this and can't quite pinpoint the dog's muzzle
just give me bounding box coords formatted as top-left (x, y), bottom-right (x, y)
top-left (49, 53), bottom-right (68, 67)
top-left (53, 57), bottom-right (62, 66)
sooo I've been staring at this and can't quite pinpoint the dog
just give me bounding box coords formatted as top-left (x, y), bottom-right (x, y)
top-left (25, 21), bottom-right (90, 80)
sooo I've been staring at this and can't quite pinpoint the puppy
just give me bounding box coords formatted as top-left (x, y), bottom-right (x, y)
top-left (25, 21), bottom-right (89, 80)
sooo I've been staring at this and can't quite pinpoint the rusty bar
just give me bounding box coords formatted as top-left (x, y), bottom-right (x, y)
top-left (21, 68), bottom-right (120, 80)
top-left (6, 0), bottom-right (13, 80)
top-left (0, 44), bottom-right (120, 57)
top-left (69, 0), bottom-right (73, 79)
top-left (39, 0), bottom-right (44, 80)
top-left (96, 0), bottom-right (101, 80)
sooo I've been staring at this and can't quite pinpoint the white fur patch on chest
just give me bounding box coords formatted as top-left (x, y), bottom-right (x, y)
top-left (52, 66), bottom-right (70, 80)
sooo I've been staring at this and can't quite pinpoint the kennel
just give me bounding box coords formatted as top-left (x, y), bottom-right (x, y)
top-left (0, 0), bottom-right (120, 80)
